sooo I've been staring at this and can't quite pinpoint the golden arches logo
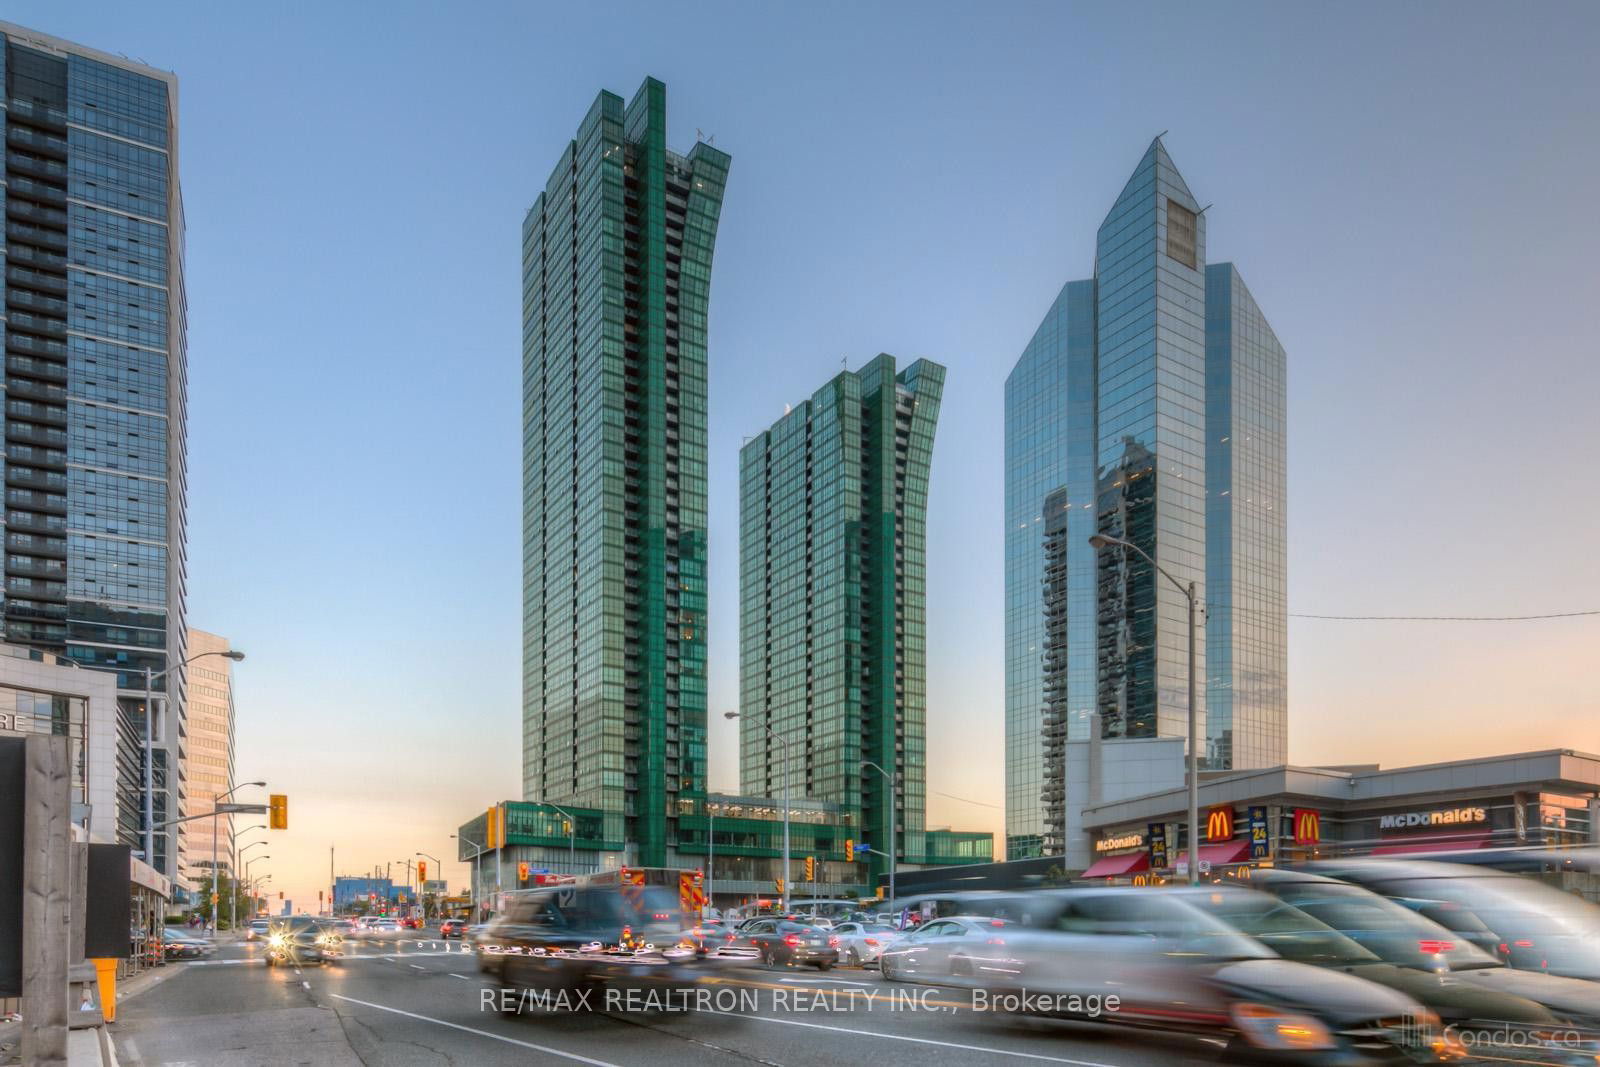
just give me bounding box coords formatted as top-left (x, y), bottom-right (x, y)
top-left (1293, 808), bottom-right (1320, 845)
top-left (1206, 807), bottom-right (1234, 842)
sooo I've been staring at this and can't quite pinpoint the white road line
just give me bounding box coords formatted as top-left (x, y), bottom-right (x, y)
top-left (779, 977), bottom-right (871, 987)
top-left (327, 994), bottom-right (622, 1066)
top-left (701, 1010), bottom-right (1121, 1066)
top-left (409, 964), bottom-right (425, 970)
top-left (448, 973), bottom-right (471, 980)
top-left (302, 981), bottom-right (311, 991)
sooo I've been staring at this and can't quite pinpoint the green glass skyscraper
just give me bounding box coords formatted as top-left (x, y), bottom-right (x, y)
top-left (739, 355), bottom-right (943, 886)
top-left (522, 78), bottom-right (729, 869)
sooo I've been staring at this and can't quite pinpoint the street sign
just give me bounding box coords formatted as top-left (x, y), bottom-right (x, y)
top-left (852, 843), bottom-right (870, 855)
top-left (1198, 859), bottom-right (1211, 875)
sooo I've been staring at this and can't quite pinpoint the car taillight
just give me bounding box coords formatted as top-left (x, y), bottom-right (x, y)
top-left (1514, 939), bottom-right (1534, 948)
top-left (784, 934), bottom-right (801, 947)
top-left (986, 937), bottom-right (1006, 946)
top-left (828, 936), bottom-right (839, 947)
top-left (652, 913), bottom-right (670, 921)
top-left (864, 938), bottom-right (879, 947)
top-left (1418, 939), bottom-right (1454, 955)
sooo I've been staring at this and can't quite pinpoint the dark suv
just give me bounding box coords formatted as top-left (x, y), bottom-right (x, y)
top-left (440, 918), bottom-right (468, 939)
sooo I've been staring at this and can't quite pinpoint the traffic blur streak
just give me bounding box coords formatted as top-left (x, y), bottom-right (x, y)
top-left (1310, 858), bottom-right (1600, 982)
top-left (1175, 879), bottom-right (1600, 1065)
top-left (882, 889), bottom-right (1449, 1064)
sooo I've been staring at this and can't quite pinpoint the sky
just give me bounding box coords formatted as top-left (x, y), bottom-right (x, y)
top-left (6, 0), bottom-right (1598, 911)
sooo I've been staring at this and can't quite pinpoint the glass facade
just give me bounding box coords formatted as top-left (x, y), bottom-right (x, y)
top-left (1204, 264), bottom-right (1287, 769)
top-left (739, 354), bottom-right (944, 884)
top-left (1, 25), bottom-right (187, 876)
top-left (1003, 280), bottom-right (1096, 859)
top-left (522, 78), bottom-right (728, 868)
top-left (1004, 139), bottom-right (1287, 860)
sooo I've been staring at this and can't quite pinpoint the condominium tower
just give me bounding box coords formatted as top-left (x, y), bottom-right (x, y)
top-left (178, 628), bottom-right (235, 888)
top-left (1004, 138), bottom-right (1286, 859)
top-left (739, 355), bottom-right (944, 886)
top-left (522, 78), bottom-right (729, 868)
top-left (0, 24), bottom-right (188, 877)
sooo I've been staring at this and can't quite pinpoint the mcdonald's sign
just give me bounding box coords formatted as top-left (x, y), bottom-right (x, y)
top-left (1205, 806), bottom-right (1234, 842)
top-left (1293, 808), bottom-right (1321, 845)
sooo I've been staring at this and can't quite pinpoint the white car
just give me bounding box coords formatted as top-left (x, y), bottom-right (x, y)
top-left (366, 918), bottom-right (402, 937)
top-left (245, 918), bottom-right (271, 942)
top-left (829, 920), bottom-right (902, 967)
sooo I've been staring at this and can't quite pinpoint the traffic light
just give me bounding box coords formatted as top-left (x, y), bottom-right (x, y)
top-left (417, 861), bottom-right (427, 882)
top-left (278, 891), bottom-right (284, 901)
top-left (803, 856), bottom-right (815, 881)
top-left (845, 839), bottom-right (854, 858)
top-left (517, 861), bottom-right (530, 882)
top-left (268, 794), bottom-right (288, 830)
top-left (775, 878), bottom-right (785, 897)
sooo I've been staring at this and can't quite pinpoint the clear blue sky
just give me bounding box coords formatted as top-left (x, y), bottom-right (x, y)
top-left (9, 1), bottom-right (1597, 905)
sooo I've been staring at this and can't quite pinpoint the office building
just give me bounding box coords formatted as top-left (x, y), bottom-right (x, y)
top-left (0, 640), bottom-right (118, 839)
top-left (1004, 137), bottom-right (1286, 861)
top-left (521, 78), bottom-right (729, 869)
top-left (178, 628), bottom-right (235, 889)
top-left (0, 23), bottom-right (188, 877)
top-left (738, 354), bottom-right (944, 886)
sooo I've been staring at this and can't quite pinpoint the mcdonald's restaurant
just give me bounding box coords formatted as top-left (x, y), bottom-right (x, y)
top-left (1072, 748), bottom-right (1600, 892)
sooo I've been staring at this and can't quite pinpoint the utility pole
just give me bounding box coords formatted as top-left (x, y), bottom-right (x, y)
top-left (22, 735), bottom-right (70, 1065)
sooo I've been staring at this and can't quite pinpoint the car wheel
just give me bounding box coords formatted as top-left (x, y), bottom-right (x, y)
top-left (845, 947), bottom-right (861, 967)
top-left (760, 946), bottom-right (775, 967)
top-left (815, 960), bottom-right (833, 971)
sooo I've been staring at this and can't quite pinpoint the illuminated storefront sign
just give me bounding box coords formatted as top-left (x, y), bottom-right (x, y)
top-left (1206, 806), bottom-right (1234, 842)
top-left (1248, 806), bottom-right (1269, 859)
top-left (1378, 807), bottom-right (1486, 831)
top-left (1293, 808), bottom-right (1321, 844)
top-left (1094, 832), bottom-right (1144, 852)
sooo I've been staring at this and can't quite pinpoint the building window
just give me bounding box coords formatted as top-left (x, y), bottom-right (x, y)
top-left (1166, 199), bottom-right (1197, 269)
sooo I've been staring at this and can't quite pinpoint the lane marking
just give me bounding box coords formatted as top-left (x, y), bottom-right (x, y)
top-left (327, 993), bottom-right (622, 1066)
top-left (449, 973), bottom-right (471, 980)
top-left (778, 977), bottom-right (871, 987)
top-left (701, 1009), bottom-right (1122, 1066)
top-left (409, 964), bottom-right (425, 970)
top-left (302, 981), bottom-right (311, 991)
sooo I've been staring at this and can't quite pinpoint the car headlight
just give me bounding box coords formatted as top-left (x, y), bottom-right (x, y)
top-left (1230, 1002), bottom-right (1337, 1051)
top-left (268, 934), bottom-right (286, 948)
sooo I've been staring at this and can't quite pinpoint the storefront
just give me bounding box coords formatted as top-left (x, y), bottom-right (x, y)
top-left (1077, 749), bottom-right (1600, 889)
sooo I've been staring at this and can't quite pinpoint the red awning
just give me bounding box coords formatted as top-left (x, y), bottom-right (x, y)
top-left (1372, 832), bottom-right (1492, 856)
top-left (1171, 839), bottom-right (1254, 868)
top-left (1080, 851), bottom-right (1151, 879)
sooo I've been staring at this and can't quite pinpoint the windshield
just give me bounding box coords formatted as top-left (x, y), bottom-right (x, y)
top-left (1050, 893), bottom-right (1275, 962)
top-left (1271, 881), bottom-right (1500, 970)
top-left (1182, 891), bottom-right (1380, 966)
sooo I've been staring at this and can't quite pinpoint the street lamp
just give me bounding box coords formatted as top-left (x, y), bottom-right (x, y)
top-left (244, 855), bottom-right (270, 918)
top-left (726, 710), bottom-right (790, 911)
top-left (1089, 532), bottom-right (1200, 886)
top-left (541, 803), bottom-right (578, 875)
top-left (860, 760), bottom-right (898, 907)
top-left (140, 649), bottom-right (246, 871)
top-left (210, 780), bottom-right (265, 933)
top-left (451, 833), bottom-right (486, 920)
top-left (416, 852), bottom-right (441, 920)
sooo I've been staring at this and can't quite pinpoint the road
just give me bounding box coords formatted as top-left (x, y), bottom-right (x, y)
top-left (111, 929), bottom-right (1223, 1066)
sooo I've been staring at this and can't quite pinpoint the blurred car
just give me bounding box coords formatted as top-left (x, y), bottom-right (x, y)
top-left (1249, 869), bottom-right (1600, 1030)
top-left (366, 918), bottom-right (403, 938)
top-left (440, 918), bottom-right (468, 939)
top-left (972, 888), bottom-right (1447, 1064)
top-left (726, 918), bottom-right (839, 969)
top-left (479, 884), bottom-right (748, 1007)
top-left (1311, 859), bottom-right (1600, 982)
top-left (244, 918), bottom-right (270, 942)
top-left (880, 916), bottom-right (1016, 981)
top-left (401, 916), bottom-right (423, 930)
top-left (829, 919), bottom-right (902, 967)
top-left (1175, 881), bottom-right (1592, 1058)
top-left (314, 918), bottom-right (354, 945)
top-left (264, 916), bottom-right (339, 966)
top-left (161, 929), bottom-right (214, 960)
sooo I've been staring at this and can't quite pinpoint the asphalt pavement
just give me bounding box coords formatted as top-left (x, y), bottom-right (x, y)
top-left (109, 930), bottom-right (1224, 1067)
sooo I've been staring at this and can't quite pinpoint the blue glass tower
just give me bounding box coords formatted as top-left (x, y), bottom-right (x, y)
top-left (1, 23), bottom-right (187, 876)
top-left (1005, 138), bottom-right (1287, 860)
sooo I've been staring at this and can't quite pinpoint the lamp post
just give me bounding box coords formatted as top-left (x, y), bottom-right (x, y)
top-left (141, 649), bottom-right (245, 872)
top-left (416, 852), bottom-right (441, 920)
top-left (706, 802), bottom-right (715, 911)
top-left (1089, 532), bottom-right (1200, 886)
top-left (859, 760), bottom-right (898, 907)
top-left (726, 711), bottom-right (789, 911)
top-left (209, 781), bottom-right (264, 933)
top-left (542, 803), bottom-right (578, 876)
top-left (394, 859), bottom-right (417, 918)
top-left (451, 833), bottom-right (486, 920)
top-left (243, 855), bottom-right (269, 918)
top-left (230, 828), bottom-right (265, 932)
